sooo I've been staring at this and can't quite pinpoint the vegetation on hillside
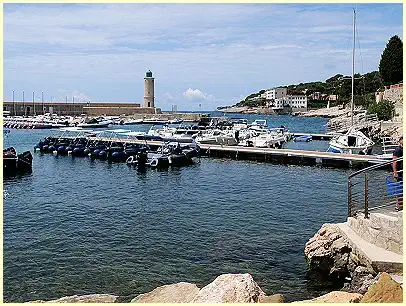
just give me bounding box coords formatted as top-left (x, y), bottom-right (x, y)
top-left (234, 70), bottom-right (383, 109)
top-left (367, 99), bottom-right (395, 121)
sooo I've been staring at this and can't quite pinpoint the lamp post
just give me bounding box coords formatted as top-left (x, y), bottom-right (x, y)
top-left (22, 90), bottom-right (25, 116)
top-left (42, 91), bottom-right (44, 115)
top-left (12, 90), bottom-right (15, 116)
top-left (32, 91), bottom-right (36, 116)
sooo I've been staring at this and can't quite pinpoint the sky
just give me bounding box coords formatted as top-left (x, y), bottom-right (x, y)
top-left (3, 3), bottom-right (403, 111)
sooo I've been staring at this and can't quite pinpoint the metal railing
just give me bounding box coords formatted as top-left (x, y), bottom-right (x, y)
top-left (348, 157), bottom-right (403, 218)
top-left (381, 136), bottom-right (398, 155)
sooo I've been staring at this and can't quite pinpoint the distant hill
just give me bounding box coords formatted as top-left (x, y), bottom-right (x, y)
top-left (219, 71), bottom-right (383, 110)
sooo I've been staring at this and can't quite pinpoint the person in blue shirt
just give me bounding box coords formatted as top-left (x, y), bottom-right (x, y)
top-left (393, 136), bottom-right (403, 180)
top-left (392, 136), bottom-right (403, 211)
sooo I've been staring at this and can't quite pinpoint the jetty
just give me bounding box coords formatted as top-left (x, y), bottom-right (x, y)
top-left (58, 135), bottom-right (384, 169)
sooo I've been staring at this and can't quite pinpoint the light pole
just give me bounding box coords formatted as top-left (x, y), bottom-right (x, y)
top-left (22, 90), bottom-right (25, 116)
top-left (42, 91), bottom-right (44, 115)
top-left (33, 91), bottom-right (36, 116)
top-left (12, 90), bottom-right (15, 116)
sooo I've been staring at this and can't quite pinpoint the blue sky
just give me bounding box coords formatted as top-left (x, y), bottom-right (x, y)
top-left (3, 3), bottom-right (403, 111)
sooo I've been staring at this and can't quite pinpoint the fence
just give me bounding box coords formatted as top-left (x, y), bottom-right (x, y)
top-left (348, 157), bottom-right (403, 218)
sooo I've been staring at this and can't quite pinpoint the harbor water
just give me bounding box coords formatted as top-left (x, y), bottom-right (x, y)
top-left (4, 114), bottom-right (350, 302)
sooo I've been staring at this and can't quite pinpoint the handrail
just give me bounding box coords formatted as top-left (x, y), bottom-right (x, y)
top-left (348, 156), bottom-right (403, 218)
top-left (349, 157), bottom-right (402, 178)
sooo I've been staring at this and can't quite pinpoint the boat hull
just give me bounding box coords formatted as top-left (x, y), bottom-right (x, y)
top-left (3, 150), bottom-right (33, 177)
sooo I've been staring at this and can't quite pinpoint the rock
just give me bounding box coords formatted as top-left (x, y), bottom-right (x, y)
top-left (131, 282), bottom-right (199, 303)
top-left (342, 266), bottom-right (378, 294)
top-left (304, 224), bottom-right (352, 279)
top-left (27, 294), bottom-right (119, 303)
top-left (192, 273), bottom-right (266, 303)
top-left (360, 272), bottom-right (403, 303)
top-left (293, 291), bottom-right (363, 303)
top-left (330, 253), bottom-right (349, 276)
top-left (259, 294), bottom-right (285, 303)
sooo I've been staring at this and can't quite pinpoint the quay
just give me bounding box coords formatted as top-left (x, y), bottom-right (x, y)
top-left (65, 136), bottom-right (383, 169)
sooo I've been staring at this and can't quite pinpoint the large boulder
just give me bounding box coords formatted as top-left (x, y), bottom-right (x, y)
top-left (304, 224), bottom-right (352, 279)
top-left (131, 282), bottom-right (199, 303)
top-left (27, 294), bottom-right (118, 303)
top-left (293, 291), bottom-right (363, 303)
top-left (192, 273), bottom-right (266, 303)
top-left (360, 272), bottom-right (403, 303)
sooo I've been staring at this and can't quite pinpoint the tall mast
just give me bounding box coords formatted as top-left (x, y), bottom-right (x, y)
top-left (351, 9), bottom-right (356, 126)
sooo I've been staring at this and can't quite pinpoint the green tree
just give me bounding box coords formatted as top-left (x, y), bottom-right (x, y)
top-left (379, 35), bottom-right (403, 86)
top-left (325, 74), bottom-right (343, 83)
top-left (367, 100), bottom-right (395, 121)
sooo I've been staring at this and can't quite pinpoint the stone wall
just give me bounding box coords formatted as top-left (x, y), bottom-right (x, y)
top-left (83, 106), bottom-right (159, 116)
top-left (347, 213), bottom-right (403, 255)
top-left (383, 87), bottom-right (403, 103)
top-left (2, 101), bottom-right (160, 116)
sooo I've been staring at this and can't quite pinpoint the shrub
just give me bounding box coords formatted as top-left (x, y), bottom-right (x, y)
top-left (367, 100), bottom-right (395, 121)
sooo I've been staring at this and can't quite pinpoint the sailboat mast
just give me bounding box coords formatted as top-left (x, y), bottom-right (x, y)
top-left (351, 9), bottom-right (356, 126)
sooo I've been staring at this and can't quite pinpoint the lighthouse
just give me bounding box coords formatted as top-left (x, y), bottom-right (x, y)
top-left (144, 70), bottom-right (155, 108)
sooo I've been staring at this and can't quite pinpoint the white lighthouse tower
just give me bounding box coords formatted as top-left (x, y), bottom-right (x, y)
top-left (144, 70), bottom-right (155, 108)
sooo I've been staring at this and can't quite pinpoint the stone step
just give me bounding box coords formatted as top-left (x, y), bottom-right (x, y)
top-left (337, 222), bottom-right (403, 273)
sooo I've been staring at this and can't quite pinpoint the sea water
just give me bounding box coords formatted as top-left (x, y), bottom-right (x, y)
top-left (3, 114), bottom-right (350, 302)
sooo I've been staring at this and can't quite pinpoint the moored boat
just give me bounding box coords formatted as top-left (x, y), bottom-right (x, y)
top-left (327, 128), bottom-right (374, 155)
top-left (77, 117), bottom-right (112, 128)
top-left (3, 147), bottom-right (33, 176)
top-left (294, 135), bottom-right (312, 142)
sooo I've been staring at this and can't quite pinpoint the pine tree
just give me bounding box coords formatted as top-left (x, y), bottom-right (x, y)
top-left (379, 35), bottom-right (403, 86)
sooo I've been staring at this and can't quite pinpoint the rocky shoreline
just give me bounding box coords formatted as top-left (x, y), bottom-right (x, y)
top-left (26, 271), bottom-right (402, 303)
top-left (219, 106), bottom-right (277, 114)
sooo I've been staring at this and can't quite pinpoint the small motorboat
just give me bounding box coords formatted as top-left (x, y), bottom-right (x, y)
top-left (126, 141), bottom-right (199, 168)
top-left (294, 135), bottom-right (312, 142)
top-left (77, 117), bottom-right (112, 128)
top-left (169, 118), bottom-right (184, 124)
top-left (249, 119), bottom-right (268, 131)
top-left (3, 147), bottom-right (33, 176)
top-left (327, 128), bottom-right (374, 155)
top-left (196, 129), bottom-right (238, 146)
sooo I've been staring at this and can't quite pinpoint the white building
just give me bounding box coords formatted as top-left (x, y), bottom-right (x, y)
top-left (289, 95), bottom-right (308, 109)
top-left (265, 87), bottom-right (287, 100)
top-left (272, 98), bottom-right (286, 110)
top-left (272, 95), bottom-right (307, 110)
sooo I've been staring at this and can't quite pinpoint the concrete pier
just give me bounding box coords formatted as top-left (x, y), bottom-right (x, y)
top-left (61, 136), bottom-right (384, 169)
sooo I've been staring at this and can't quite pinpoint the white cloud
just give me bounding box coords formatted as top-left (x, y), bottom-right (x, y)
top-left (183, 88), bottom-right (214, 102)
